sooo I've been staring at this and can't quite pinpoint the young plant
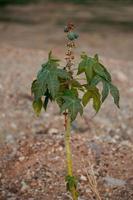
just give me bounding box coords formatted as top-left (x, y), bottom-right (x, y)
top-left (31, 23), bottom-right (120, 200)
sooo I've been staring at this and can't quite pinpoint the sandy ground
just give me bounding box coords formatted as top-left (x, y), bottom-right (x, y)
top-left (0, 2), bottom-right (133, 200)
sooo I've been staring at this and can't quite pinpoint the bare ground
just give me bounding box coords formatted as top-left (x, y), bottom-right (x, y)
top-left (0, 2), bottom-right (133, 200)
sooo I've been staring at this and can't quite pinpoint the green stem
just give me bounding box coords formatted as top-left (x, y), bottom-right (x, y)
top-left (65, 114), bottom-right (78, 200)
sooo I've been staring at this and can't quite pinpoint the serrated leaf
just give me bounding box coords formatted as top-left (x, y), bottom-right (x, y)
top-left (57, 68), bottom-right (70, 79)
top-left (82, 86), bottom-right (101, 112)
top-left (65, 175), bottom-right (78, 192)
top-left (31, 79), bottom-right (45, 98)
top-left (93, 63), bottom-right (111, 82)
top-left (48, 73), bottom-right (60, 98)
top-left (90, 75), bottom-right (110, 102)
top-left (94, 54), bottom-right (99, 62)
top-left (109, 83), bottom-right (120, 108)
top-left (36, 56), bottom-right (70, 99)
top-left (102, 80), bottom-right (110, 102)
top-left (70, 79), bottom-right (84, 91)
top-left (85, 58), bottom-right (95, 82)
top-left (61, 90), bottom-right (83, 121)
top-left (100, 63), bottom-right (111, 82)
top-left (43, 89), bottom-right (53, 111)
top-left (77, 56), bottom-right (95, 82)
top-left (48, 51), bottom-right (52, 60)
top-left (90, 75), bottom-right (102, 86)
top-left (48, 51), bottom-right (60, 62)
top-left (32, 98), bottom-right (42, 116)
top-left (77, 56), bottom-right (88, 74)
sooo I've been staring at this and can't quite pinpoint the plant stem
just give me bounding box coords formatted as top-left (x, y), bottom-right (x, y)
top-left (65, 114), bottom-right (78, 200)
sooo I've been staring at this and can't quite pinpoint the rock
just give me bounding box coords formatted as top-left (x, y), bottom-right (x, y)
top-left (85, 188), bottom-right (91, 193)
top-left (18, 156), bottom-right (25, 162)
top-left (103, 176), bottom-right (126, 187)
top-left (6, 134), bottom-right (15, 144)
top-left (48, 128), bottom-right (58, 135)
top-left (120, 140), bottom-right (132, 148)
top-left (10, 123), bottom-right (17, 129)
top-left (21, 180), bottom-right (29, 192)
top-left (97, 135), bottom-right (117, 143)
top-left (80, 175), bottom-right (87, 181)
top-left (88, 141), bottom-right (102, 158)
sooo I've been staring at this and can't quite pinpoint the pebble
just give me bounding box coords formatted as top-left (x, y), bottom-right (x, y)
top-left (80, 175), bottom-right (87, 181)
top-left (48, 128), bottom-right (59, 135)
top-left (21, 180), bottom-right (29, 192)
top-left (18, 156), bottom-right (25, 162)
top-left (10, 123), bottom-right (17, 129)
top-left (6, 135), bottom-right (15, 144)
top-left (103, 176), bottom-right (126, 187)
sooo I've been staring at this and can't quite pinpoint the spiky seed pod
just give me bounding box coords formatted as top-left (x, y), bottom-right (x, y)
top-left (67, 32), bottom-right (76, 41)
top-left (74, 33), bottom-right (79, 39)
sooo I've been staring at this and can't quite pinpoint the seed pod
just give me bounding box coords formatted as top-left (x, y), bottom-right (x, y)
top-left (74, 33), bottom-right (79, 39)
top-left (67, 32), bottom-right (76, 41)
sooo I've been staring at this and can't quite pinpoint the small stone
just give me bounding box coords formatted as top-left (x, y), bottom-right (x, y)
top-left (58, 146), bottom-right (63, 151)
top-left (103, 176), bottom-right (126, 187)
top-left (48, 128), bottom-right (58, 135)
top-left (120, 140), bottom-right (132, 147)
top-left (21, 180), bottom-right (29, 192)
top-left (80, 175), bottom-right (87, 181)
top-left (19, 156), bottom-right (25, 162)
top-left (6, 134), bottom-right (15, 144)
top-left (85, 188), bottom-right (91, 193)
top-left (10, 123), bottom-right (17, 129)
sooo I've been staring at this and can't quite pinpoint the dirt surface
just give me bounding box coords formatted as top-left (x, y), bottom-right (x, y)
top-left (0, 2), bottom-right (133, 200)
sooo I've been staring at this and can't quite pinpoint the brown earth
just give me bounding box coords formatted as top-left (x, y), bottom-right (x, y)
top-left (0, 2), bottom-right (133, 200)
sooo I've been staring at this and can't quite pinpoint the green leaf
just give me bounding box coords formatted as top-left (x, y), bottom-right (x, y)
top-left (36, 57), bottom-right (70, 99)
top-left (94, 54), bottom-right (99, 62)
top-left (48, 51), bottom-right (60, 62)
top-left (102, 80), bottom-right (110, 102)
top-left (77, 55), bottom-right (95, 82)
top-left (109, 84), bottom-right (120, 108)
top-left (43, 89), bottom-right (53, 111)
top-left (32, 98), bottom-right (42, 116)
top-left (90, 75), bottom-right (102, 86)
top-left (37, 66), bottom-right (60, 99)
top-left (77, 56), bottom-right (88, 74)
top-left (90, 75), bottom-right (110, 103)
top-left (43, 96), bottom-right (49, 111)
top-left (70, 79), bottom-right (84, 91)
top-left (48, 73), bottom-right (60, 98)
top-left (100, 64), bottom-right (111, 82)
top-left (82, 86), bottom-right (101, 112)
top-left (85, 58), bottom-right (95, 82)
top-left (55, 91), bottom-right (64, 107)
top-left (93, 63), bottom-right (111, 82)
top-left (65, 175), bottom-right (78, 192)
top-left (57, 68), bottom-right (70, 79)
top-left (61, 89), bottom-right (83, 121)
top-left (31, 79), bottom-right (45, 98)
